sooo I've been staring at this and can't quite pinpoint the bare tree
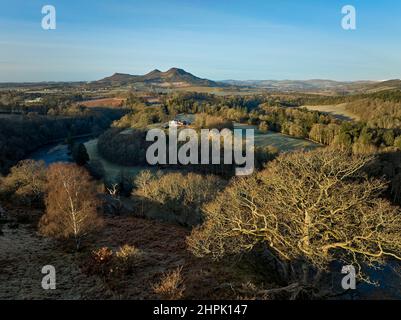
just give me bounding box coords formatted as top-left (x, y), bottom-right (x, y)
top-left (106, 183), bottom-right (122, 215)
top-left (106, 184), bottom-right (119, 198)
top-left (133, 170), bottom-right (225, 226)
top-left (187, 148), bottom-right (401, 297)
top-left (39, 163), bottom-right (103, 250)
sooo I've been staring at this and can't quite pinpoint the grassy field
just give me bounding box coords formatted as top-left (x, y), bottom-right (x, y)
top-left (301, 103), bottom-right (360, 121)
top-left (84, 139), bottom-right (149, 183)
top-left (253, 131), bottom-right (320, 151)
top-left (163, 86), bottom-right (267, 96)
top-left (234, 123), bottom-right (321, 152)
top-left (80, 98), bottom-right (126, 108)
top-left (85, 121), bottom-right (321, 182)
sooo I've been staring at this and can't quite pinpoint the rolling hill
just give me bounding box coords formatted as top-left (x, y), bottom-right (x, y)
top-left (221, 79), bottom-right (401, 94)
top-left (95, 68), bottom-right (221, 88)
top-left (364, 79), bottom-right (401, 92)
top-left (6, 69), bottom-right (399, 94)
top-left (221, 79), bottom-right (377, 93)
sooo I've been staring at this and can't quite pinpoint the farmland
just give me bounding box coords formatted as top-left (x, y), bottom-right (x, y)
top-left (301, 103), bottom-right (360, 121)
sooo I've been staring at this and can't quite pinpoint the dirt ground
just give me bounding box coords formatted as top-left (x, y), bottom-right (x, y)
top-left (0, 223), bottom-right (112, 299)
top-left (0, 215), bottom-right (267, 300)
top-left (81, 216), bottom-right (269, 299)
top-left (3, 212), bottom-right (401, 300)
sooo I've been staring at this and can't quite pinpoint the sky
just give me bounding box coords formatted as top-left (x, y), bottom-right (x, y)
top-left (1, 0), bottom-right (401, 82)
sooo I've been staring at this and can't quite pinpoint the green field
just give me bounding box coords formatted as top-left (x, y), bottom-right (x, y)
top-left (85, 122), bottom-right (321, 182)
top-left (84, 139), bottom-right (150, 183)
top-left (234, 123), bottom-right (321, 152)
top-left (301, 103), bottom-right (360, 121)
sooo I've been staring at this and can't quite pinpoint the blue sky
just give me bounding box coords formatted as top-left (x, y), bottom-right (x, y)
top-left (1, 0), bottom-right (401, 82)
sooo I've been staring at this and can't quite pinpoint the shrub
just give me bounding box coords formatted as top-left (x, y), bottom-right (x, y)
top-left (153, 266), bottom-right (185, 300)
top-left (89, 247), bottom-right (114, 277)
top-left (93, 247), bottom-right (114, 264)
top-left (87, 245), bottom-right (142, 277)
top-left (116, 244), bottom-right (140, 260)
top-left (115, 244), bottom-right (142, 274)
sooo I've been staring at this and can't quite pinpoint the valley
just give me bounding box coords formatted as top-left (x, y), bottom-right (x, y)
top-left (2, 67), bottom-right (401, 301)
top-left (301, 103), bottom-right (360, 121)
top-left (3, 0), bottom-right (401, 311)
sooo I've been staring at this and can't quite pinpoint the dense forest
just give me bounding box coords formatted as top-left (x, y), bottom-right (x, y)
top-left (0, 90), bottom-right (87, 115)
top-left (99, 91), bottom-right (401, 204)
top-left (0, 107), bottom-right (126, 174)
top-left (116, 91), bottom-right (401, 152)
top-left (300, 90), bottom-right (401, 128)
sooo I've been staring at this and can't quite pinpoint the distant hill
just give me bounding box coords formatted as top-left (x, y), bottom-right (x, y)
top-left (95, 68), bottom-right (221, 88)
top-left (98, 73), bottom-right (138, 85)
top-left (364, 79), bottom-right (401, 92)
top-left (221, 79), bottom-right (377, 93)
top-left (222, 79), bottom-right (401, 94)
top-left (3, 71), bottom-right (400, 94)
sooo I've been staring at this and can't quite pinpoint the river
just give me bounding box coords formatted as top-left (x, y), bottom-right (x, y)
top-left (28, 136), bottom-right (143, 183)
top-left (28, 124), bottom-right (320, 180)
top-left (26, 127), bottom-right (401, 299)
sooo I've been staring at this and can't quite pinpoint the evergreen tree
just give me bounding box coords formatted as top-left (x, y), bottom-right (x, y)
top-left (72, 143), bottom-right (89, 166)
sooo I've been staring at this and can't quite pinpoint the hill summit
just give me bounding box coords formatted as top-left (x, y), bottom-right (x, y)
top-left (96, 68), bottom-right (220, 87)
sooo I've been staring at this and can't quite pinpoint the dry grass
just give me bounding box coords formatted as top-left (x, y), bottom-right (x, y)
top-left (153, 266), bottom-right (185, 300)
top-left (80, 216), bottom-right (271, 299)
top-left (80, 98), bottom-right (125, 108)
top-left (0, 223), bottom-right (112, 299)
top-left (301, 103), bottom-right (360, 121)
top-left (115, 244), bottom-right (141, 261)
